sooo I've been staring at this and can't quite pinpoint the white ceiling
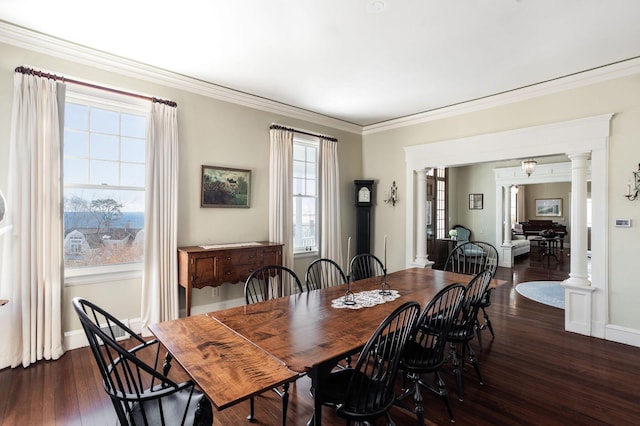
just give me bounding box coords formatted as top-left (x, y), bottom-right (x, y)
top-left (1, 0), bottom-right (639, 127)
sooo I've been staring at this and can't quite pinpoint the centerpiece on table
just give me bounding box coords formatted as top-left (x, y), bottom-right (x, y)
top-left (448, 229), bottom-right (458, 240)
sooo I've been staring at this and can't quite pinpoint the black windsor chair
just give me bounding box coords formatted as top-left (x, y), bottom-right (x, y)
top-left (313, 301), bottom-right (421, 425)
top-left (396, 283), bottom-right (466, 424)
top-left (243, 264), bottom-right (303, 425)
top-left (443, 240), bottom-right (499, 350)
top-left (72, 297), bottom-right (213, 426)
top-left (446, 269), bottom-right (493, 401)
top-left (305, 258), bottom-right (347, 291)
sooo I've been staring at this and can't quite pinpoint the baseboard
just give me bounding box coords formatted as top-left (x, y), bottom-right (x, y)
top-left (64, 317), bottom-right (143, 351)
top-left (605, 324), bottom-right (640, 348)
top-left (183, 296), bottom-right (245, 317)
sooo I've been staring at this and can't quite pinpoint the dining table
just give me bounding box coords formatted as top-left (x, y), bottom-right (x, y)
top-left (149, 267), bottom-right (505, 425)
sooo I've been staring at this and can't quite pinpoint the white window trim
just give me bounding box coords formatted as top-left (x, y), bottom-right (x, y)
top-left (63, 88), bottom-right (149, 285)
top-left (293, 135), bottom-right (320, 256)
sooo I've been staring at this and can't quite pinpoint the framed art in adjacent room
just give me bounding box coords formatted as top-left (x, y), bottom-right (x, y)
top-left (469, 193), bottom-right (483, 210)
top-left (201, 165), bottom-right (251, 208)
top-left (535, 198), bottom-right (562, 217)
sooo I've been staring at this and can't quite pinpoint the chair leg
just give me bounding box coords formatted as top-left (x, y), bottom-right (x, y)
top-left (449, 342), bottom-right (464, 401)
top-left (467, 342), bottom-right (484, 385)
top-left (434, 370), bottom-right (455, 422)
top-left (281, 382), bottom-right (290, 426)
top-left (482, 307), bottom-right (495, 337)
top-left (411, 373), bottom-right (425, 426)
top-left (247, 397), bottom-right (255, 422)
top-left (475, 318), bottom-right (484, 352)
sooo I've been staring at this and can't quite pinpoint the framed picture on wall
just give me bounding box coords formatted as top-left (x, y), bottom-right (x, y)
top-left (469, 193), bottom-right (483, 210)
top-left (201, 165), bottom-right (251, 208)
top-left (535, 198), bottom-right (562, 217)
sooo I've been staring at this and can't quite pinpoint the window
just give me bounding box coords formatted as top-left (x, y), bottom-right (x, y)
top-left (293, 137), bottom-right (319, 254)
top-left (63, 91), bottom-right (148, 278)
top-left (511, 186), bottom-right (518, 225)
top-left (429, 168), bottom-right (448, 239)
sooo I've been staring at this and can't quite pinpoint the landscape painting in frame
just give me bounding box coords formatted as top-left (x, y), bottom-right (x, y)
top-left (535, 198), bottom-right (562, 217)
top-left (201, 165), bottom-right (251, 208)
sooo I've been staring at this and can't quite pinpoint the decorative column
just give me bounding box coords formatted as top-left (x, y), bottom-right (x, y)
top-left (503, 185), bottom-right (513, 245)
top-left (565, 153), bottom-right (591, 286)
top-left (563, 152), bottom-right (595, 336)
top-left (414, 169), bottom-right (431, 266)
top-left (500, 185), bottom-right (515, 267)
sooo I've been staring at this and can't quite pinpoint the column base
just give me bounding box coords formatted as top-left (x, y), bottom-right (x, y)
top-left (499, 243), bottom-right (514, 268)
top-left (562, 279), bottom-right (596, 336)
top-left (411, 258), bottom-right (434, 269)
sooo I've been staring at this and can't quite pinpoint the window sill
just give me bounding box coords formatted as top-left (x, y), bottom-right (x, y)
top-left (65, 263), bottom-right (143, 286)
top-left (294, 251), bottom-right (319, 259)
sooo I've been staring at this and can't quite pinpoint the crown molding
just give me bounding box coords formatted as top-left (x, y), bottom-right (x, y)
top-left (0, 21), bottom-right (362, 135)
top-left (363, 57), bottom-right (640, 135)
top-left (2, 21), bottom-right (638, 138)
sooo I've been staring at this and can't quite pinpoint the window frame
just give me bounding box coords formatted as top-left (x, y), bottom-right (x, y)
top-left (292, 135), bottom-right (320, 257)
top-left (63, 88), bottom-right (149, 286)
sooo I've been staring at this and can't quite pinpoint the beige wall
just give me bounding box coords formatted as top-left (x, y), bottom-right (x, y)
top-left (363, 73), bottom-right (640, 331)
top-left (0, 42), bottom-right (363, 333)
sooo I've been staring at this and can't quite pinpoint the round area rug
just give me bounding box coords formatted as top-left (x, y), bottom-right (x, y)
top-left (515, 281), bottom-right (564, 309)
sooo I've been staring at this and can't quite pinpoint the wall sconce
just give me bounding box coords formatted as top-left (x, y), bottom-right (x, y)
top-left (522, 159), bottom-right (537, 177)
top-left (624, 163), bottom-right (640, 201)
top-left (384, 181), bottom-right (399, 206)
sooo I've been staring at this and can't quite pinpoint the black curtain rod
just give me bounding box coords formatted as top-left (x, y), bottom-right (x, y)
top-left (14, 66), bottom-right (177, 107)
top-left (270, 124), bottom-right (338, 142)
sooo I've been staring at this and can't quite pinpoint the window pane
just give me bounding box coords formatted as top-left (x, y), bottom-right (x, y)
top-left (65, 103), bottom-right (88, 130)
top-left (306, 179), bottom-right (316, 196)
top-left (121, 163), bottom-right (145, 187)
top-left (293, 160), bottom-right (305, 179)
top-left (293, 178), bottom-right (305, 195)
top-left (90, 160), bottom-right (118, 185)
top-left (91, 133), bottom-right (119, 161)
top-left (64, 158), bottom-right (88, 184)
top-left (121, 113), bottom-right (146, 138)
top-left (293, 143), bottom-right (305, 161)
top-left (64, 187), bottom-right (145, 268)
top-left (306, 161), bottom-right (316, 179)
top-left (121, 138), bottom-right (145, 163)
top-left (64, 130), bottom-right (88, 157)
top-left (90, 108), bottom-right (119, 134)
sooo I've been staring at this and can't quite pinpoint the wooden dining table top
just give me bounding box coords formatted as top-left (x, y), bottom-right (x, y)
top-left (148, 314), bottom-right (300, 411)
top-left (150, 267), bottom-right (505, 415)
top-left (208, 267), bottom-right (503, 374)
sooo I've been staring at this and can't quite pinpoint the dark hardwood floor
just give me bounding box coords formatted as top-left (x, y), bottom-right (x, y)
top-left (2, 249), bottom-right (639, 425)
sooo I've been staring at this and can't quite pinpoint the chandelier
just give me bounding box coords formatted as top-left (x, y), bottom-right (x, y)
top-left (522, 159), bottom-right (537, 177)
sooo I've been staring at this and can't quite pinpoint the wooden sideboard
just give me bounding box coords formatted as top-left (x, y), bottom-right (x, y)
top-left (178, 242), bottom-right (283, 316)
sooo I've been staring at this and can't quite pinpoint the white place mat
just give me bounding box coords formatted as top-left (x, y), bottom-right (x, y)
top-left (331, 289), bottom-right (401, 310)
top-left (200, 242), bottom-right (262, 250)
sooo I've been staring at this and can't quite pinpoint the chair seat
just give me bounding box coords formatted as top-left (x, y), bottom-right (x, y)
top-left (131, 388), bottom-right (211, 426)
top-left (401, 341), bottom-right (447, 372)
top-left (447, 324), bottom-right (475, 341)
top-left (321, 369), bottom-right (395, 418)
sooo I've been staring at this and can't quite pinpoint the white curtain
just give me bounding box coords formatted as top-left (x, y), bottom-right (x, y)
top-left (320, 138), bottom-right (343, 266)
top-left (517, 185), bottom-right (526, 222)
top-left (0, 73), bottom-right (65, 368)
top-left (141, 102), bottom-right (179, 329)
top-left (269, 128), bottom-right (294, 270)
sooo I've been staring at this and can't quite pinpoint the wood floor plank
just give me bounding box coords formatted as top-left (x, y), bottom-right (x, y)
top-left (1, 250), bottom-right (639, 425)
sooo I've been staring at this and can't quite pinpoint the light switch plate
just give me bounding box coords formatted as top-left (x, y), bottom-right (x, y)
top-left (615, 218), bottom-right (631, 227)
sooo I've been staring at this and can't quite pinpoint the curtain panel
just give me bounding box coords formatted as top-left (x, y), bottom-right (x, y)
top-left (268, 128), bottom-right (294, 270)
top-left (320, 139), bottom-right (343, 266)
top-left (0, 73), bottom-right (65, 368)
top-left (141, 102), bottom-right (179, 331)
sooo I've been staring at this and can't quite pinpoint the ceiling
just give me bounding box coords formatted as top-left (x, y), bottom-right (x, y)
top-left (1, 0), bottom-right (639, 127)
